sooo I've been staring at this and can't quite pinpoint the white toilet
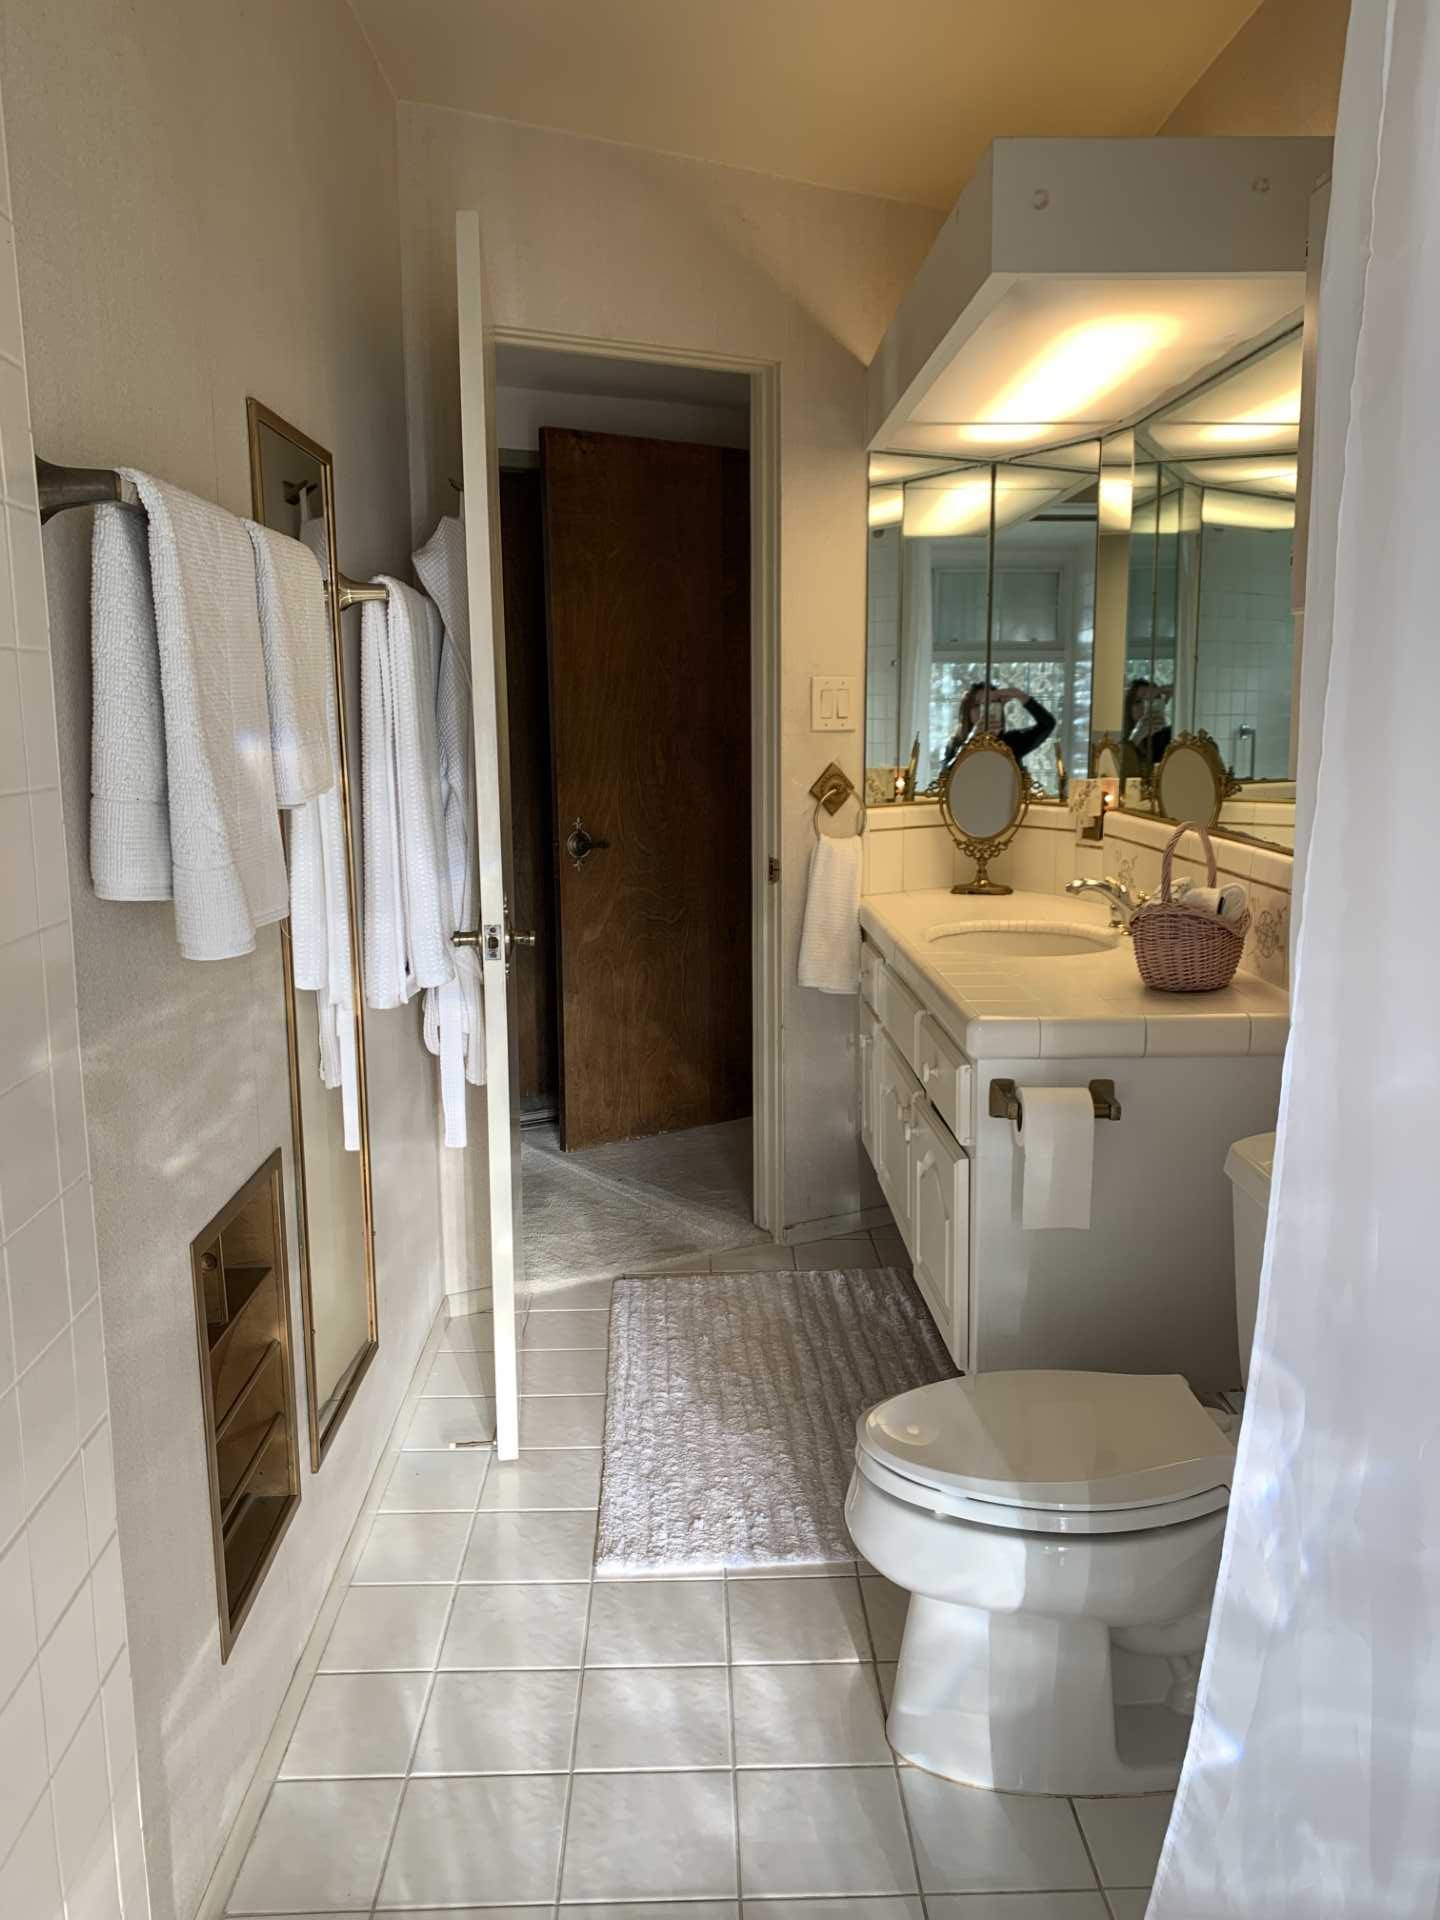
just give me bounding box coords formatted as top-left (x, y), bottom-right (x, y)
top-left (845, 1132), bottom-right (1276, 1797)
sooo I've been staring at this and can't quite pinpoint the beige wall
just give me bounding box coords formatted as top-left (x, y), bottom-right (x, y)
top-left (0, 7), bottom-right (446, 1920)
top-left (398, 104), bottom-right (940, 1230)
top-left (1161, 0), bottom-right (1351, 135)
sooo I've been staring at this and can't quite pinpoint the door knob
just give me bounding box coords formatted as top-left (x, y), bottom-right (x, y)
top-left (451, 926), bottom-right (537, 962)
top-left (564, 818), bottom-right (610, 871)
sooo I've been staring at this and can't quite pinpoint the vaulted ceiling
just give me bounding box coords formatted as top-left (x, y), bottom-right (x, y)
top-left (349, 0), bottom-right (1265, 209)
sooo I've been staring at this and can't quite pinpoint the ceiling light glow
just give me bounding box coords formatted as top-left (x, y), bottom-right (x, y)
top-left (984, 316), bottom-right (1182, 426)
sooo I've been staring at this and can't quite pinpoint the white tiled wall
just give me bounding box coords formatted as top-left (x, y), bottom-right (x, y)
top-left (0, 95), bottom-right (150, 1920)
top-left (1193, 523), bottom-right (1295, 780)
top-left (863, 799), bottom-right (1295, 992)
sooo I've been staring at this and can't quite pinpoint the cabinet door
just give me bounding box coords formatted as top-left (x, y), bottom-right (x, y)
top-left (858, 1004), bottom-right (879, 1160)
top-left (910, 1105), bottom-right (970, 1369)
top-left (874, 1033), bottom-right (916, 1246)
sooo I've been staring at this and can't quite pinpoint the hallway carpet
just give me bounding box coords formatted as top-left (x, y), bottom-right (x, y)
top-left (521, 1117), bottom-right (766, 1297)
top-left (596, 1265), bottom-right (956, 1574)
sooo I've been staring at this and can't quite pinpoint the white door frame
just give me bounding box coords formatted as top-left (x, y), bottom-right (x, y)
top-left (489, 325), bottom-right (784, 1236)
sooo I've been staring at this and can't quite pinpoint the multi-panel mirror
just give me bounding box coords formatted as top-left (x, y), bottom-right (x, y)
top-left (865, 447), bottom-right (1098, 806)
top-left (246, 399), bottom-right (377, 1468)
top-left (866, 324), bottom-right (1303, 853)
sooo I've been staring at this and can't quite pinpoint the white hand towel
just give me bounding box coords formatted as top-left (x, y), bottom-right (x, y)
top-left (245, 521), bottom-right (334, 807)
top-left (798, 833), bottom-right (862, 994)
top-left (360, 578), bottom-right (455, 1011)
top-left (118, 470), bottom-right (288, 960)
top-left (414, 515), bottom-right (486, 1148)
top-left (288, 621), bottom-right (360, 1149)
top-left (89, 502), bottom-right (172, 900)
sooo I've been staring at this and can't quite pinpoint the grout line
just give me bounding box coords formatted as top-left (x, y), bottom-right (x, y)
top-left (1067, 1791), bottom-right (1107, 1900)
top-left (855, 1564), bottom-right (930, 1914)
top-left (548, 1376), bottom-right (603, 1913)
top-left (365, 1433), bottom-right (491, 1918)
top-left (722, 1567), bottom-right (742, 1902)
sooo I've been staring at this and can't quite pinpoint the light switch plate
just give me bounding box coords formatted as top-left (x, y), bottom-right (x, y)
top-left (811, 674), bottom-right (857, 732)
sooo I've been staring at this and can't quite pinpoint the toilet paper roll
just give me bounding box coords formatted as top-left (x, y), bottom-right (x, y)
top-left (1015, 1086), bottom-right (1096, 1229)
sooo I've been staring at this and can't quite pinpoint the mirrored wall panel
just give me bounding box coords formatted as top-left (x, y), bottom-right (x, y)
top-left (246, 399), bottom-right (377, 1468)
top-left (865, 446), bottom-right (1097, 805)
top-left (866, 322), bottom-right (1303, 852)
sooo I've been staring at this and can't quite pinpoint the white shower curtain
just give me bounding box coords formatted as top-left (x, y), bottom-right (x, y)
top-left (1152, 3), bottom-right (1440, 1913)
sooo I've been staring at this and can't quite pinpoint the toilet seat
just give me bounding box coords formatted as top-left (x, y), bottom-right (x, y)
top-left (857, 1371), bottom-right (1234, 1538)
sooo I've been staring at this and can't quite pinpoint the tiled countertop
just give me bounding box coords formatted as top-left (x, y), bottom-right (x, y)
top-left (859, 889), bottom-right (1290, 1061)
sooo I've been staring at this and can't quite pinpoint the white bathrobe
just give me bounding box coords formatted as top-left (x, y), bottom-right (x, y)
top-left (360, 577), bottom-right (455, 1013)
top-left (413, 514), bottom-right (486, 1148)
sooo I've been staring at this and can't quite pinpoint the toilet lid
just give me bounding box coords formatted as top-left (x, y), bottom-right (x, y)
top-left (859, 1371), bottom-right (1234, 1515)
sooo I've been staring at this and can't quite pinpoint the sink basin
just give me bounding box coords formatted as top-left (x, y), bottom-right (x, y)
top-left (927, 921), bottom-right (1120, 958)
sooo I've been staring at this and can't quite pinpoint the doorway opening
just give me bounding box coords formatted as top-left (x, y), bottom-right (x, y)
top-left (495, 342), bottom-right (770, 1287)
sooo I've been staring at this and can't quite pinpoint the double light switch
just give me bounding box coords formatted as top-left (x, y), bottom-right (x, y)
top-left (811, 674), bottom-right (857, 732)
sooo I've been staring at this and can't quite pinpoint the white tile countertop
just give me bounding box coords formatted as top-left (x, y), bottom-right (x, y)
top-left (860, 889), bottom-right (1289, 1060)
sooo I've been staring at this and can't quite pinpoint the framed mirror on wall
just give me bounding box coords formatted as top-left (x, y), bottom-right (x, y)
top-left (246, 398), bottom-right (378, 1468)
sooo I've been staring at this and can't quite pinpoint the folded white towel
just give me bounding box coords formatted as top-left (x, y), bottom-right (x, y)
top-left (361, 578), bottom-right (455, 1011)
top-left (798, 832), bottom-right (862, 994)
top-left (117, 470), bottom-right (288, 960)
top-left (89, 503), bottom-right (172, 901)
top-left (414, 515), bottom-right (485, 1147)
top-left (245, 521), bottom-right (334, 808)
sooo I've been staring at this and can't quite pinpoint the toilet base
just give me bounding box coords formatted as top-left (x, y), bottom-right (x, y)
top-left (888, 1594), bottom-right (1194, 1796)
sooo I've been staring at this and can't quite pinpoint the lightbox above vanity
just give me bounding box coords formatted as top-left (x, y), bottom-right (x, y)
top-left (862, 136), bottom-right (1330, 856)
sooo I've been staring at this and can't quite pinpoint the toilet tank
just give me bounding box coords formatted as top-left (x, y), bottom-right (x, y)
top-left (1224, 1132), bottom-right (1275, 1386)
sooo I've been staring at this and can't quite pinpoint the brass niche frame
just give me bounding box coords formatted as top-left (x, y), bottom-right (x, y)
top-left (1150, 728), bottom-right (1242, 830)
top-left (938, 733), bottom-right (1030, 896)
top-left (246, 397), bottom-right (378, 1472)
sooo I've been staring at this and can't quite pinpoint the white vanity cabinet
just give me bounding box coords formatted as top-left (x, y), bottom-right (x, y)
top-left (861, 941), bottom-right (972, 1361)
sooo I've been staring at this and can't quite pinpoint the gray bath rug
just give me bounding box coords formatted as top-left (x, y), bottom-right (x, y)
top-left (596, 1265), bottom-right (957, 1574)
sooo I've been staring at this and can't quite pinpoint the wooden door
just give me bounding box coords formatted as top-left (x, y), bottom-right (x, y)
top-left (499, 468), bottom-right (559, 1114)
top-left (542, 426), bottom-right (751, 1150)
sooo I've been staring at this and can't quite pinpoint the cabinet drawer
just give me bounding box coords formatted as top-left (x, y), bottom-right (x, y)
top-left (916, 1013), bottom-right (973, 1147)
top-left (876, 962), bottom-right (924, 1073)
top-left (910, 1105), bottom-right (970, 1371)
top-left (859, 939), bottom-right (881, 1014)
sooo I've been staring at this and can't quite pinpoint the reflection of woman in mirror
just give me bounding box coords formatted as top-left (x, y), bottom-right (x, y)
top-left (1126, 678), bottom-right (1172, 766)
top-left (940, 681), bottom-right (1055, 776)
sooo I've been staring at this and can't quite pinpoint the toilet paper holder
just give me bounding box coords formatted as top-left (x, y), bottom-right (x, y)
top-left (988, 1078), bottom-right (1123, 1124)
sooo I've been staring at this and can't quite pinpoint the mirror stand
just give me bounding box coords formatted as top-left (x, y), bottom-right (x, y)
top-left (953, 838), bottom-right (1013, 896)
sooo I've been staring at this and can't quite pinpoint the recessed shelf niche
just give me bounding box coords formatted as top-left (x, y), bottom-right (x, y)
top-left (190, 1148), bottom-right (301, 1659)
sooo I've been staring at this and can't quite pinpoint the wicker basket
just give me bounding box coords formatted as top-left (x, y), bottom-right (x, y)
top-left (1130, 822), bottom-right (1250, 993)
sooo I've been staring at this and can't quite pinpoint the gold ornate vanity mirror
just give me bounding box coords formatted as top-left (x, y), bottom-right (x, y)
top-left (246, 398), bottom-right (377, 1469)
top-left (1153, 730), bottom-right (1238, 830)
top-left (939, 735), bottom-right (1028, 894)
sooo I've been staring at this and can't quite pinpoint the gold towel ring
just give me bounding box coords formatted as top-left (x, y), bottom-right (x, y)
top-left (812, 783), bottom-right (866, 841)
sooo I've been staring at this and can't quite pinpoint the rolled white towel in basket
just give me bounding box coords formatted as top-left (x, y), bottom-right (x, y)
top-left (798, 833), bottom-right (862, 994)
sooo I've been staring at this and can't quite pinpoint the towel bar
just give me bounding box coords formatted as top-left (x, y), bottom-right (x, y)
top-left (988, 1078), bottom-right (1122, 1124)
top-left (35, 453), bottom-right (391, 608)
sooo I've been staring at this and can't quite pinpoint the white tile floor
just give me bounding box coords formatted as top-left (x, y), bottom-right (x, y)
top-left (225, 1240), bottom-right (1168, 1918)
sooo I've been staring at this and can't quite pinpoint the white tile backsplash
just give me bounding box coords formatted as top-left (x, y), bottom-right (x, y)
top-left (0, 98), bottom-right (147, 1919)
